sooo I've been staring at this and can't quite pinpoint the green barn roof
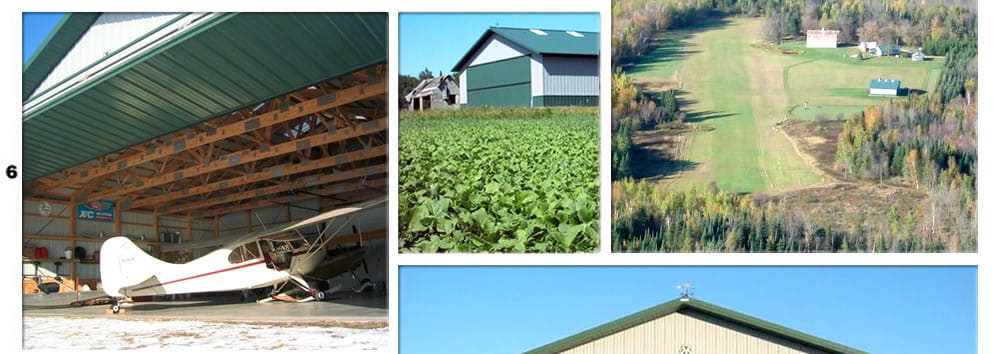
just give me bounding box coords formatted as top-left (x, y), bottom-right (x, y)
top-left (453, 27), bottom-right (598, 71)
top-left (523, 297), bottom-right (867, 354)
top-left (870, 78), bottom-right (901, 90)
top-left (22, 13), bottom-right (387, 181)
top-left (22, 13), bottom-right (100, 102)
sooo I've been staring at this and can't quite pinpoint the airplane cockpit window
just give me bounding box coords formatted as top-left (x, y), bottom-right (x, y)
top-left (228, 242), bottom-right (263, 264)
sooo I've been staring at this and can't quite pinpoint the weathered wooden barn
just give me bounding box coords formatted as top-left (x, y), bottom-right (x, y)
top-left (524, 297), bottom-right (866, 354)
top-left (404, 75), bottom-right (459, 111)
top-left (452, 27), bottom-right (599, 107)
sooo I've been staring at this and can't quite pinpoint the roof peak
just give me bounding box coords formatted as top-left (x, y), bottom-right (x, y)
top-left (489, 26), bottom-right (597, 34)
top-left (523, 296), bottom-right (867, 354)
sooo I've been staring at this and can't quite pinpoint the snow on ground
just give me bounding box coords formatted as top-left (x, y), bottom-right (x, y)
top-left (23, 316), bottom-right (388, 351)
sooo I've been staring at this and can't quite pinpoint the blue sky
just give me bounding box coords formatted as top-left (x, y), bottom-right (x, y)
top-left (400, 266), bottom-right (977, 354)
top-left (23, 13), bottom-right (64, 64)
top-left (399, 13), bottom-right (599, 78)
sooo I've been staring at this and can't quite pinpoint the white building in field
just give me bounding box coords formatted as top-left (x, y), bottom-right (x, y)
top-left (806, 28), bottom-right (839, 48)
top-left (869, 78), bottom-right (901, 96)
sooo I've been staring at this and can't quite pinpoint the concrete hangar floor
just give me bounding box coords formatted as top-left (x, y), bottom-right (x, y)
top-left (23, 291), bottom-right (388, 350)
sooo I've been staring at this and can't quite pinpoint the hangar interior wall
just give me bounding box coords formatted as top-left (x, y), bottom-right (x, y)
top-left (24, 199), bottom-right (214, 281)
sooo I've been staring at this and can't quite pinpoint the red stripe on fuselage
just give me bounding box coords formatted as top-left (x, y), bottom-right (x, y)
top-left (131, 260), bottom-right (266, 291)
top-left (130, 250), bottom-right (311, 292)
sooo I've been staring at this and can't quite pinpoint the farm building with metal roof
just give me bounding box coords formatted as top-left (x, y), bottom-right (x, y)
top-left (524, 296), bottom-right (867, 354)
top-left (21, 13), bottom-right (389, 296)
top-left (869, 78), bottom-right (901, 96)
top-left (452, 27), bottom-right (599, 107)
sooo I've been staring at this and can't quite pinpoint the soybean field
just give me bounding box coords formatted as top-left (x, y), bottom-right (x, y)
top-left (399, 108), bottom-right (599, 253)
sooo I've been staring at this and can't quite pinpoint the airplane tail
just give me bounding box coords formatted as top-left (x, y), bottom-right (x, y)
top-left (100, 237), bottom-right (172, 297)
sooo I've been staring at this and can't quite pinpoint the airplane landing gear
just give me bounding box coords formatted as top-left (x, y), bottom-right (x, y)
top-left (310, 288), bottom-right (326, 301)
top-left (109, 299), bottom-right (121, 314)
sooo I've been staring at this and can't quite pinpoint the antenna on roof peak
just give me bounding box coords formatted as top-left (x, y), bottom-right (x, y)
top-left (677, 281), bottom-right (694, 299)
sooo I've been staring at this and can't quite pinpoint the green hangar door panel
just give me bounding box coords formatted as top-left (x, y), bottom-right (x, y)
top-left (466, 56), bottom-right (530, 107)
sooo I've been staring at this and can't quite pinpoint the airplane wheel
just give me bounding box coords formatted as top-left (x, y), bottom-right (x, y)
top-left (111, 303), bottom-right (120, 314)
top-left (312, 288), bottom-right (326, 301)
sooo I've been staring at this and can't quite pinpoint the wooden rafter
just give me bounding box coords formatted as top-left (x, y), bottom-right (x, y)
top-left (86, 117), bottom-right (386, 202)
top-left (161, 175), bottom-right (387, 216)
top-left (197, 184), bottom-right (386, 218)
top-left (122, 144), bottom-right (387, 210)
top-left (36, 65), bottom-right (387, 193)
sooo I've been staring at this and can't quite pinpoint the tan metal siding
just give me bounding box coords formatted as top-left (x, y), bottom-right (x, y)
top-left (561, 312), bottom-right (831, 354)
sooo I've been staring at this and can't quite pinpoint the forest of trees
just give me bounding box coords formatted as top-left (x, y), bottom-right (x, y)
top-left (758, 0), bottom-right (977, 56)
top-left (613, 0), bottom-right (977, 62)
top-left (398, 68), bottom-right (437, 108)
top-left (612, 177), bottom-right (975, 252)
top-left (611, 69), bottom-right (683, 179)
top-left (834, 93), bottom-right (976, 245)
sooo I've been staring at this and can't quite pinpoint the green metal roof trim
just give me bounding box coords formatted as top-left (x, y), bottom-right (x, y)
top-left (523, 297), bottom-right (867, 354)
top-left (22, 12), bottom-right (387, 182)
top-left (452, 27), bottom-right (598, 71)
top-left (870, 78), bottom-right (901, 90)
top-left (22, 13), bottom-right (100, 101)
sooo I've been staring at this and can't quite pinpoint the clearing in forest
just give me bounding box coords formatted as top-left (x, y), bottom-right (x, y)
top-left (624, 17), bottom-right (942, 193)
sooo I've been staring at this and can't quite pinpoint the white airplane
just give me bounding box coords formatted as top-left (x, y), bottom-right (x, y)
top-left (99, 197), bottom-right (385, 314)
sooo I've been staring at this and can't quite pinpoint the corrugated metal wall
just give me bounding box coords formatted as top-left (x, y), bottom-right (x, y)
top-left (561, 311), bottom-right (828, 354)
top-left (35, 13), bottom-right (183, 94)
top-left (326, 239), bottom-right (387, 293)
top-left (23, 199), bottom-right (225, 280)
top-left (541, 55), bottom-right (599, 96)
top-left (466, 56), bottom-right (531, 107)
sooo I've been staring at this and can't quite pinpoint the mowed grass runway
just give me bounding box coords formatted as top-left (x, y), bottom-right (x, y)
top-left (625, 17), bottom-right (941, 193)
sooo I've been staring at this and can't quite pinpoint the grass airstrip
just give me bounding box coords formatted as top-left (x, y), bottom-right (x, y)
top-left (623, 17), bottom-right (942, 193)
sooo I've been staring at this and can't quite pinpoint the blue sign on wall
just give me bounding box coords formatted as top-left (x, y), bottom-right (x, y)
top-left (77, 200), bottom-right (114, 222)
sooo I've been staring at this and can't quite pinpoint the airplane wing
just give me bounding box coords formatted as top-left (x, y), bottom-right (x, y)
top-left (276, 196), bottom-right (386, 234)
top-left (158, 233), bottom-right (244, 253)
top-left (158, 197), bottom-right (386, 253)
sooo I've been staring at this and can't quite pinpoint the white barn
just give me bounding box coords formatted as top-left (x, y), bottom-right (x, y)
top-left (869, 78), bottom-right (901, 96)
top-left (525, 297), bottom-right (866, 354)
top-left (806, 29), bottom-right (839, 48)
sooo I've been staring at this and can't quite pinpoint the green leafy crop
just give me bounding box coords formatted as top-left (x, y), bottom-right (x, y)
top-left (399, 108), bottom-right (599, 253)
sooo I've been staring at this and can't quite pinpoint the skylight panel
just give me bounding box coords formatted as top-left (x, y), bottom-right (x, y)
top-left (566, 31), bottom-right (584, 37)
top-left (529, 29), bottom-right (547, 36)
